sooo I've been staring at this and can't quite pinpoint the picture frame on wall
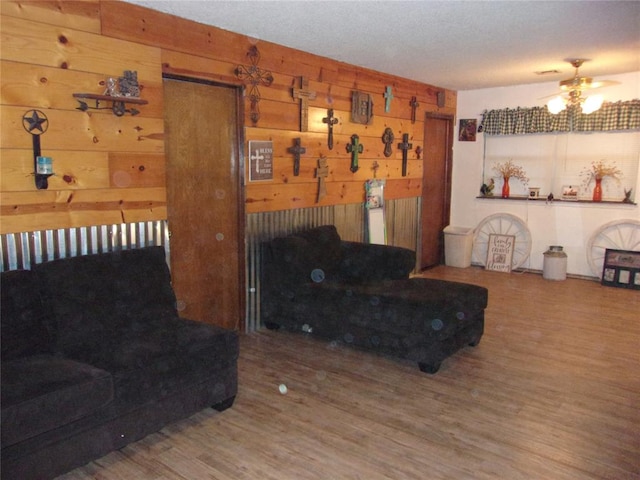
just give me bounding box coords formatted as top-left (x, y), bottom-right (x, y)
top-left (458, 119), bottom-right (477, 142)
top-left (601, 249), bottom-right (640, 290)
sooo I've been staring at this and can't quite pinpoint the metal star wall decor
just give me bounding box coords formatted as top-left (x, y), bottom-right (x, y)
top-left (22, 109), bottom-right (49, 134)
top-left (234, 45), bottom-right (274, 125)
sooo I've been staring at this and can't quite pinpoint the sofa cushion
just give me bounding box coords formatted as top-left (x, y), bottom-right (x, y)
top-left (33, 247), bottom-right (178, 356)
top-left (1, 355), bottom-right (113, 447)
top-left (76, 319), bottom-right (239, 407)
top-left (268, 225), bottom-right (343, 284)
top-left (1, 269), bottom-right (53, 361)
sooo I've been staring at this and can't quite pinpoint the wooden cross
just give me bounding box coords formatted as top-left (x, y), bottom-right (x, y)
top-left (381, 127), bottom-right (395, 157)
top-left (234, 46), bottom-right (274, 125)
top-left (346, 134), bottom-right (363, 173)
top-left (292, 76), bottom-right (316, 132)
top-left (322, 109), bottom-right (339, 150)
top-left (397, 133), bottom-right (413, 177)
top-left (371, 160), bottom-right (380, 179)
top-left (384, 86), bottom-right (393, 112)
top-left (315, 156), bottom-right (329, 202)
top-left (287, 137), bottom-right (306, 176)
top-left (410, 96), bottom-right (419, 124)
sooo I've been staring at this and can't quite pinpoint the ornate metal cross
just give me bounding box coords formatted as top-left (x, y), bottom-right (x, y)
top-left (287, 137), bottom-right (306, 176)
top-left (234, 46), bottom-right (274, 125)
top-left (382, 127), bottom-right (395, 157)
top-left (397, 133), bottom-right (413, 177)
top-left (384, 86), bottom-right (393, 112)
top-left (315, 156), bottom-right (329, 202)
top-left (322, 109), bottom-right (339, 150)
top-left (410, 96), bottom-right (419, 124)
top-left (346, 134), bottom-right (364, 173)
top-left (292, 76), bottom-right (316, 132)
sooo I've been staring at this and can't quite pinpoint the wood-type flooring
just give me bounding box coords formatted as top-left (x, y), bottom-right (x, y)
top-left (58, 267), bottom-right (639, 479)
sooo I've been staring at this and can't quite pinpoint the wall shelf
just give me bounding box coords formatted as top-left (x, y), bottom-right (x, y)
top-left (73, 93), bottom-right (147, 116)
top-left (476, 196), bottom-right (636, 206)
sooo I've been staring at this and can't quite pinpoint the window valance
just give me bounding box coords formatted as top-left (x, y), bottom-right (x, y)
top-left (480, 99), bottom-right (640, 135)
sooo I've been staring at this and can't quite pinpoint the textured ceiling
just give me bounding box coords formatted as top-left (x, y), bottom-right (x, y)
top-left (125, 0), bottom-right (640, 91)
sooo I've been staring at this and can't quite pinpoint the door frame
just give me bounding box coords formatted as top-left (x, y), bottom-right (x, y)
top-left (162, 74), bottom-right (247, 329)
top-left (421, 111), bottom-right (454, 269)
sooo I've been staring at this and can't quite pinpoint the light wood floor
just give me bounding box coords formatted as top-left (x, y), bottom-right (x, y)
top-left (59, 267), bottom-right (639, 479)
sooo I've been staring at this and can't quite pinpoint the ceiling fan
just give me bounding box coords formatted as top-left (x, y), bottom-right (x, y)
top-left (546, 59), bottom-right (616, 114)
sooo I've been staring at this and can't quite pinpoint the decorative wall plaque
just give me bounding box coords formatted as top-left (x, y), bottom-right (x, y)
top-left (248, 140), bottom-right (273, 181)
top-left (351, 91), bottom-right (373, 125)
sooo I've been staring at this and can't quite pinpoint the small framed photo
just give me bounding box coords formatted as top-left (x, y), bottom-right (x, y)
top-left (561, 185), bottom-right (579, 201)
top-left (458, 119), bottom-right (477, 142)
top-left (601, 249), bottom-right (640, 290)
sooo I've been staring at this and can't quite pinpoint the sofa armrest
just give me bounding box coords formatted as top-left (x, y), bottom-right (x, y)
top-left (337, 241), bottom-right (416, 283)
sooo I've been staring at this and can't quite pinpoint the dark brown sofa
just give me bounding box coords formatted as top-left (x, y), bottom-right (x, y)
top-left (1, 246), bottom-right (238, 480)
top-left (261, 225), bottom-right (488, 373)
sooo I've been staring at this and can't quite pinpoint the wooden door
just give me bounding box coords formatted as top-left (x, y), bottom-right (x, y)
top-left (163, 77), bottom-right (244, 330)
top-left (420, 113), bottom-right (453, 269)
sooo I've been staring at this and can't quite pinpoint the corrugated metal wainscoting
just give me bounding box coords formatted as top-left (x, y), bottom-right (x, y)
top-left (244, 198), bottom-right (421, 332)
top-left (0, 221), bottom-right (170, 272)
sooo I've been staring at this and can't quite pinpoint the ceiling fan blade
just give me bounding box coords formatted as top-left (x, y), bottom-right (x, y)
top-left (560, 79), bottom-right (620, 91)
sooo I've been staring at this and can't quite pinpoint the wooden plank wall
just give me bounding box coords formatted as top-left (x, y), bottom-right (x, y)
top-left (0, 0), bottom-right (456, 235)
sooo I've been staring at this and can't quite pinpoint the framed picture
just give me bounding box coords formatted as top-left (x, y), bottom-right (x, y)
top-left (458, 119), bottom-right (477, 142)
top-left (351, 91), bottom-right (374, 125)
top-left (485, 234), bottom-right (515, 273)
top-left (601, 249), bottom-right (640, 290)
top-left (561, 185), bottom-right (579, 201)
top-left (248, 141), bottom-right (273, 181)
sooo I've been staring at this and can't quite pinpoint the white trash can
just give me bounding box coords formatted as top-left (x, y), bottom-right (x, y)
top-left (443, 226), bottom-right (474, 268)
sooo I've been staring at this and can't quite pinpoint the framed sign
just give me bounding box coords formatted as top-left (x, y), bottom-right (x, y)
top-left (485, 234), bottom-right (515, 273)
top-left (601, 249), bottom-right (640, 290)
top-left (248, 140), bottom-right (273, 181)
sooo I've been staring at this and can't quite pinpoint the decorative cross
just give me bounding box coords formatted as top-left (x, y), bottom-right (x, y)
top-left (292, 76), bottom-right (316, 132)
top-left (322, 109), bottom-right (339, 150)
top-left (250, 151), bottom-right (264, 176)
top-left (397, 133), bottom-right (413, 177)
top-left (234, 46), bottom-right (274, 125)
top-left (346, 134), bottom-right (364, 173)
top-left (22, 109), bottom-right (51, 189)
top-left (371, 160), bottom-right (380, 179)
top-left (315, 156), bottom-right (329, 202)
top-left (384, 86), bottom-right (394, 112)
top-left (415, 145), bottom-right (423, 160)
top-left (381, 127), bottom-right (395, 157)
top-left (287, 137), bottom-right (306, 176)
top-left (410, 96), bottom-right (419, 124)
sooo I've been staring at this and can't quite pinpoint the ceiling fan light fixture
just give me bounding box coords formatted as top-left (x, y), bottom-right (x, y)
top-left (582, 94), bottom-right (603, 114)
top-left (546, 59), bottom-right (609, 115)
top-left (547, 96), bottom-right (567, 114)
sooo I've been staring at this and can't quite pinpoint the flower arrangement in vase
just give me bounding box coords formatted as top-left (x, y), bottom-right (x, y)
top-left (580, 159), bottom-right (623, 202)
top-left (493, 160), bottom-right (529, 198)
